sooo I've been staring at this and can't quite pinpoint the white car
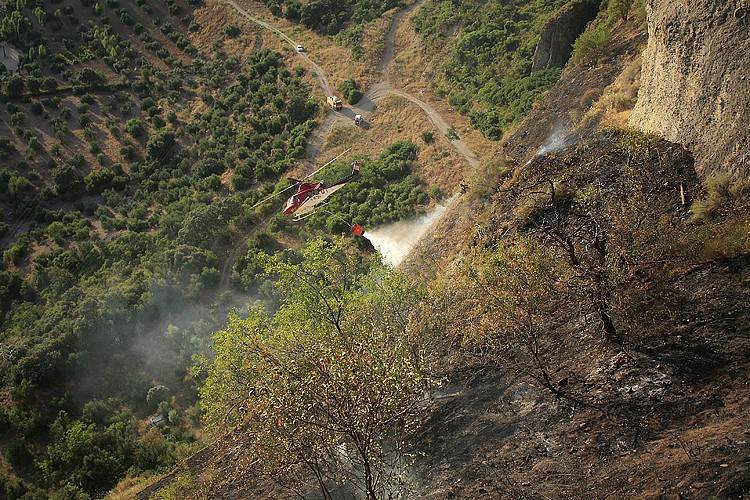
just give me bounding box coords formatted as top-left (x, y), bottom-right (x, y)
top-left (296, 45), bottom-right (305, 52)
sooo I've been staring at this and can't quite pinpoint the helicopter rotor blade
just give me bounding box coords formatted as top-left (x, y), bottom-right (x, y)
top-left (247, 182), bottom-right (299, 210)
top-left (302, 147), bottom-right (353, 180)
top-left (246, 147), bottom-right (354, 211)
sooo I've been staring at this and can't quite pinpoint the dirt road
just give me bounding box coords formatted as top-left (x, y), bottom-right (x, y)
top-left (210, 0), bottom-right (480, 298)
top-left (224, 0), bottom-right (332, 97)
top-left (225, 0), bottom-right (480, 168)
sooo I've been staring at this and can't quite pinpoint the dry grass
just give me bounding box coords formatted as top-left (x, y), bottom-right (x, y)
top-left (467, 156), bottom-right (513, 200)
top-left (322, 124), bottom-right (363, 152)
top-left (391, 13), bottom-right (432, 86)
top-left (359, 11), bottom-right (397, 87)
top-left (699, 217), bottom-right (750, 260)
top-left (367, 94), bottom-right (469, 194)
top-left (214, 0), bottom-right (366, 96)
top-left (192, 3), bottom-right (253, 55)
top-left (690, 173), bottom-right (750, 222)
top-left (385, 2), bottom-right (500, 160)
top-left (308, 95), bottom-right (468, 195)
top-left (105, 474), bottom-right (160, 500)
top-left (586, 51), bottom-right (643, 127)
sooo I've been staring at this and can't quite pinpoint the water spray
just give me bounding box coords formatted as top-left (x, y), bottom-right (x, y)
top-left (365, 194), bottom-right (457, 267)
top-left (524, 124), bottom-right (571, 166)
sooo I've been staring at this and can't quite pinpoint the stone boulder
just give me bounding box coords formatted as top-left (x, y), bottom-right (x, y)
top-left (629, 0), bottom-right (750, 179)
top-left (532, 0), bottom-right (602, 72)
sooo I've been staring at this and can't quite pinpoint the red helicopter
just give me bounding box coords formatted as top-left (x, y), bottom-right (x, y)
top-left (283, 160), bottom-right (360, 219)
top-left (248, 149), bottom-right (365, 235)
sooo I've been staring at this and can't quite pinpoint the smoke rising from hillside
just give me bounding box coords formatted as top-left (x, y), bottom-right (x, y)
top-left (527, 124), bottom-right (571, 165)
top-left (539, 124), bottom-right (570, 155)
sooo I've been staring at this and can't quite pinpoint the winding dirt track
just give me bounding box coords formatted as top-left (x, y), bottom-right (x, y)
top-left (226, 0), bottom-right (480, 167)
top-left (225, 0), bottom-right (332, 97)
top-left (214, 0), bottom-right (480, 295)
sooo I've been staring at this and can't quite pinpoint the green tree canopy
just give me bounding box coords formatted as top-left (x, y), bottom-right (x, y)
top-left (200, 237), bottom-right (431, 498)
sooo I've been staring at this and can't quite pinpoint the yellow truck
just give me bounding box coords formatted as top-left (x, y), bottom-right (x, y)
top-left (326, 95), bottom-right (342, 110)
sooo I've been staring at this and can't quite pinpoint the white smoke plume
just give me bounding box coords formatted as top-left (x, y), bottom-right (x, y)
top-left (526, 124), bottom-right (571, 165)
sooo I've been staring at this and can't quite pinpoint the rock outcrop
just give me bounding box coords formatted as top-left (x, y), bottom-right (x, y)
top-left (531, 0), bottom-right (601, 72)
top-left (629, 0), bottom-right (750, 179)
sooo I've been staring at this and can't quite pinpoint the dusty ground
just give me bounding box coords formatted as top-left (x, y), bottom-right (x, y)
top-left (0, 44), bottom-right (20, 71)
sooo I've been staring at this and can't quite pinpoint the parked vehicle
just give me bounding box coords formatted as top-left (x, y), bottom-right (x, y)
top-left (326, 95), bottom-right (343, 110)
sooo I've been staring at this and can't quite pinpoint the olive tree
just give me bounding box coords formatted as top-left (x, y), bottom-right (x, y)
top-left (200, 237), bottom-right (430, 498)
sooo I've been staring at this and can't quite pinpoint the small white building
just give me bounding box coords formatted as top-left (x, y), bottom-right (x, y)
top-left (0, 43), bottom-right (20, 72)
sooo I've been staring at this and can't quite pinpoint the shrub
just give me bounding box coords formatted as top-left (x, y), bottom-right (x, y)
top-left (340, 79), bottom-right (362, 104)
top-left (78, 113), bottom-right (92, 127)
top-left (8, 175), bottom-right (34, 200)
top-left (608, 0), bottom-right (633, 23)
top-left (125, 118), bottom-right (145, 137)
top-left (3, 233), bottom-right (30, 265)
top-left (690, 174), bottom-right (750, 222)
top-left (146, 129), bottom-right (175, 160)
top-left (5, 440), bottom-right (34, 468)
top-left (75, 67), bottom-right (107, 86)
top-left (201, 239), bottom-right (430, 498)
top-left (3, 74), bottom-right (25, 97)
top-left (606, 92), bottom-right (636, 112)
top-left (223, 24), bottom-right (240, 37)
top-left (84, 167), bottom-right (116, 193)
top-left (11, 112), bottom-right (24, 126)
top-left (120, 143), bottom-right (136, 160)
top-left (570, 24), bottom-right (612, 66)
top-left (0, 137), bottom-right (16, 159)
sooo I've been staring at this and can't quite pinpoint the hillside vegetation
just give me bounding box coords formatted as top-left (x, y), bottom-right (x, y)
top-left (180, 130), bottom-right (750, 499)
top-left (1, 0), bottom-right (749, 498)
top-left (410, 0), bottom-right (567, 138)
top-left (0, 0), bottom-right (435, 496)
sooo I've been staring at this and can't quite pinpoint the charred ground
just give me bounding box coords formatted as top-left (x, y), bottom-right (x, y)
top-left (407, 132), bottom-right (750, 498)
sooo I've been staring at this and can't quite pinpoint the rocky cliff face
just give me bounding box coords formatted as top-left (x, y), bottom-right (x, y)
top-left (629, 0), bottom-right (750, 179)
top-left (531, 0), bottom-right (601, 72)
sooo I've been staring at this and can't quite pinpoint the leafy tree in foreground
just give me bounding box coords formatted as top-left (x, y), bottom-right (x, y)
top-left (200, 237), bottom-right (430, 499)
